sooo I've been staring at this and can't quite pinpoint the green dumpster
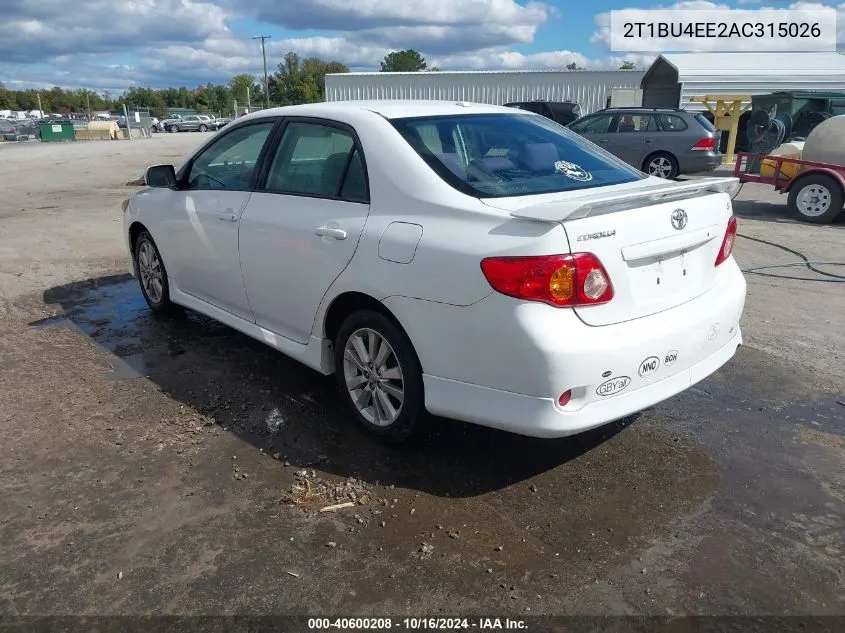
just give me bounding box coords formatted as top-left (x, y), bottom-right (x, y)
top-left (751, 91), bottom-right (845, 139)
top-left (39, 121), bottom-right (76, 142)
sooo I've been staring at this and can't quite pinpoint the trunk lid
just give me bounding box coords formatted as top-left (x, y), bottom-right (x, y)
top-left (482, 177), bottom-right (738, 326)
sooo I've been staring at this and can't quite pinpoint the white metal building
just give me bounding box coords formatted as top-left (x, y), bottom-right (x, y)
top-left (641, 52), bottom-right (845, 112)
top-left (325, 70), bottom-right (646, 115)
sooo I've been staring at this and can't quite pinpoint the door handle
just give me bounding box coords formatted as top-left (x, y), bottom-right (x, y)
top-left (644, 138), bottom-right (654, 143)
top-left (217, 211), bottom-right (238, 222)
top-left (315, 226), bottom-right (347, 240)
top-left (597, 139), bottom-right (608, 144)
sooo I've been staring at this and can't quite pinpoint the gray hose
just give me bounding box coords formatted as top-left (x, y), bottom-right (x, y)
top-left (737, 233), bottom-right (845, 282)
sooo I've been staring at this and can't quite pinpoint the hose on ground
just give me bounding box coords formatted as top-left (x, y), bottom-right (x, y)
top-left (737, 233), bottom-right (845, 282)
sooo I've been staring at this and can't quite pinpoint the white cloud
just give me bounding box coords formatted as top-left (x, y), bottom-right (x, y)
top-left (0, 0), bottom-right (230, 63)
top-left (234, 0), bottom-right (551, 31)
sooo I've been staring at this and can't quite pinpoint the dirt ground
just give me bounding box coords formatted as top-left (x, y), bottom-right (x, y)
top-left (0, 134), bottom-right (843, 619)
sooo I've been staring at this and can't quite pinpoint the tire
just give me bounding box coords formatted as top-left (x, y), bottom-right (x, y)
top-left (643, 152), bottom-right (679, 179)
top-left (134, 231), bottom-right (180, 315)
top-left (334, 310), bottom-right (425, 445)
top-left (787, 174), bottom-right (844, 224)
top-left (199, 124), bottom-right (208, 132)
top-left (169, 125), bottom-right (179, 133)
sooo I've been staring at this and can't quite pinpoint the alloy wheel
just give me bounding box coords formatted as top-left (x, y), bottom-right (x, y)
top-left (137, 240), bottom-right (164, 304)
top-left (648, 156), bottom-right (673, 178)
top-left (343, 328), bottom-right (405, 427)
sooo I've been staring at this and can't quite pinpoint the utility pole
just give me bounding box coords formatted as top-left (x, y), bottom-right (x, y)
top-left (253, 35), bottom-right (271, 109)
top-left (36, 92), bottom-right (43, 118)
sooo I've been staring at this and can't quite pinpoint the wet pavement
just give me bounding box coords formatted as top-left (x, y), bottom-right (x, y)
top-left (1, 275), bottom-right (844, 616)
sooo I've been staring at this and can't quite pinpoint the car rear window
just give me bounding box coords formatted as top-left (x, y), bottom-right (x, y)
top-left (391, 113), bottom-right (644, 198)
top-left (694, 114), bottom-right (717, 133)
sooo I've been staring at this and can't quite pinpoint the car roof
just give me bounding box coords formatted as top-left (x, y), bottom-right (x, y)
top-left (601, 107), bottom-right (687, 113)
top-left (244, 100), bottom-right (520, 121)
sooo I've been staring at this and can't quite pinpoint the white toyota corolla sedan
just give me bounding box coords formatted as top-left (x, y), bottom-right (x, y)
top-left (123, 100), bottom-right (747, 443)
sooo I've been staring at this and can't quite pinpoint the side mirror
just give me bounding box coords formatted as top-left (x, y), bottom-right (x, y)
top-left (144, 164), bottom-right (177, 188)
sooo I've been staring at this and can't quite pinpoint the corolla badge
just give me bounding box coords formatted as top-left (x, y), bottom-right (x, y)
top-left (671, 208), bottom-right (688, 230)
top-left (555, 161), bottom-right (593, 182)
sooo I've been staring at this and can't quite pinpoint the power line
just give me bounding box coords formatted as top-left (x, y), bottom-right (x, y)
top-left (253, 35), bottom-right (271, 109)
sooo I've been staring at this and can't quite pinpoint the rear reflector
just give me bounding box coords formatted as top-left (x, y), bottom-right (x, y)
top-left (558, 390), bottom-right (572, 407)
top-left (480, 253), bottom-right (614, 307)
top-left (715, 216), bottom-right (738, 266)
top-left (691, 137), bottom-right (716, 151)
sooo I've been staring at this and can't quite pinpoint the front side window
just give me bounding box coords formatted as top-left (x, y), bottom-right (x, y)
top-left (392, 113), bottom-right (644, 198)
top-left (185, 121), bottom-right (275, 190)
top-left (569, 115), bottom-right (613, 134)
top-left (265, 122), bottom-right (368, 202)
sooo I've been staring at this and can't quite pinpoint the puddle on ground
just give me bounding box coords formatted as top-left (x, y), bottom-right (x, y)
top-left (10, 277), bottom-right (845, 613)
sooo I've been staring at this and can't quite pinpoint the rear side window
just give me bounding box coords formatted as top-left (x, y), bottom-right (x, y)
top-left (614, 114), bottom-right (658, 132)
top-left (694, 114), bottom-right (717, 133)
top-left (658, 114), bottom-right (688, 131)
top-left (392, 113), bottom-right (644, 198)
top-left (265, 122), bottom-right (368, 202)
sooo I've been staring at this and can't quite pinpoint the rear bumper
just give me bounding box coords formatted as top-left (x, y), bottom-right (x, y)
top-left (384, 259), bottom-right (746, 438)
top-left (423, 327), bottom-right (741, 438)
top-left (680, 152), bottom-right (723, 173)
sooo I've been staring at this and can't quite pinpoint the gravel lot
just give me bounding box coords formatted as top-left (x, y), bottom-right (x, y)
top-left (1, 134), bottom-right (843, 617)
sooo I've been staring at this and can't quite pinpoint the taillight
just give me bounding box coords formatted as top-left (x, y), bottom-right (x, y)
top-left (715, 216), bottom-right (738, 266)
top-left (480, 253), bottom-right (614, 307)
top-left (691, 137), bottom-right (715, 151)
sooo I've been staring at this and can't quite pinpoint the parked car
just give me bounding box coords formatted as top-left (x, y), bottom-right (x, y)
top-left (156, 116), bottom-right (179, 132)
top-left (1, 118), bottom-right (38, 141)
top-left (123, 100), bottom-right (745, 444)
top-left (567, 107), bottom-right (722, 179)
top-left (215, 117), bottom-right (232, 129)
top-left (167, 115), bottom-right (216, 133)
top-left (0, 120), bottom-right (21, 141)
top-left (504, 101), bottom-right (582, 126)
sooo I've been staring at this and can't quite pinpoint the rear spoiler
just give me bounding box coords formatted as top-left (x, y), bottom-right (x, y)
top-left (509, 177), bottom-right (741, 223)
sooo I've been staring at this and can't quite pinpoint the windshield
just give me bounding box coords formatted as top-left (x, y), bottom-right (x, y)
top-left (391, 113), bottom-right (644, 198)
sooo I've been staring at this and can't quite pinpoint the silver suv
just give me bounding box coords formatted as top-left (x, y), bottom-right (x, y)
top-left (166, 115), bottom-right (217, 133)
top-left (567, 107), bottom-right (722, 179)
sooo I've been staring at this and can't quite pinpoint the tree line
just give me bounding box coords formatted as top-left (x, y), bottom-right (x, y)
top-left (0, 49), bottom-right (639, 117)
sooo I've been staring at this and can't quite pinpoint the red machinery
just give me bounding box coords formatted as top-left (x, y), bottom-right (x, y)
top-left (733, 152), bottom-right (845, 224)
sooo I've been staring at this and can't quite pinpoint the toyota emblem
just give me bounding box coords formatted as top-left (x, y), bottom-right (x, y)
top-left (671, 209), bottom-right (688, 230)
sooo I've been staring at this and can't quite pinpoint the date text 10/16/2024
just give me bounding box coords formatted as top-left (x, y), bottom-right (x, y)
top-left (308, 618), bottom-right (527, 630)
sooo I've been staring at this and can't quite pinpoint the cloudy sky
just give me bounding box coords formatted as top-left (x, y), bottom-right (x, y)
top-left (0, 0), bottom-right (842, 94)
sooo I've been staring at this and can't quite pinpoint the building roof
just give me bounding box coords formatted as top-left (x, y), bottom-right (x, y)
top-left (643, 52), bottom-right (845, 112)
top-left (655, 52), bottom-right (845, 80)
top-left (328, 69), bottom-right (643, 76)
